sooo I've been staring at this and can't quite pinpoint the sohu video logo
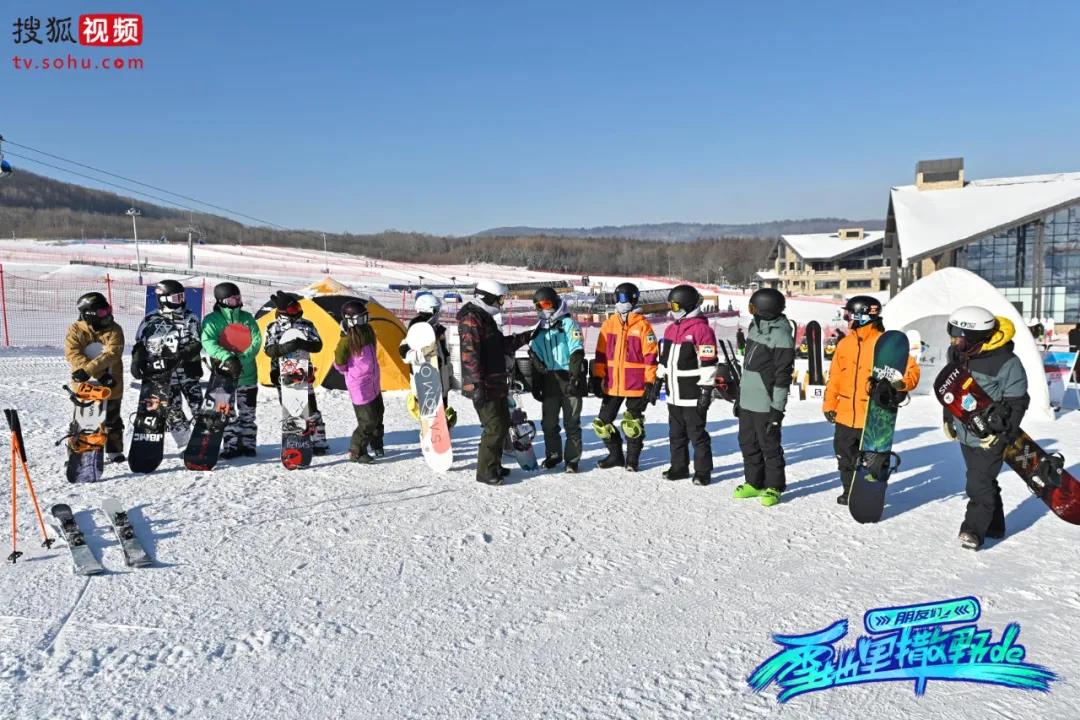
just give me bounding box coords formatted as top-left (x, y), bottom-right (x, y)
top-left (747, 596), bottom-right (1055, 702)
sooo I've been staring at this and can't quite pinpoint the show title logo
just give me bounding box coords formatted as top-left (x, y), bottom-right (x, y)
top-left (748, 596), bottom-right (1055, 703)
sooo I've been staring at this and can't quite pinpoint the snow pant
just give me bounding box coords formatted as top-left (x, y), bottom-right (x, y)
top-left (541, 374), bottom-right (583, 464)
top-left (667, 404), bottom-right (712, 476)
top-left (833, 423), bottom-right (863, 494)
top-left (596, 395), bottom-right (647, 466)
top-left (223, 385), bottom-right (257, 453)
top-left (475, 398), bottom-right (511, 481)
top-left (167, 364), bottom-right (204, 428)
top-left (960, 444), bottom-right (1006, 541)
top-left (274, 385), bottom-right (328, 451)
top-left (349, 395), bottom-right (385, 457)
top-left (104, 399), bottom-right (124, 454)
top-left (737, 409), bottom-right (786, 492)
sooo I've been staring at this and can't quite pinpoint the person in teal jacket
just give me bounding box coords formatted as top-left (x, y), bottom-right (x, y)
top-left (201, 282), bottom-right (263, 459)
top-left (529, 287), bottom-right (586, 472)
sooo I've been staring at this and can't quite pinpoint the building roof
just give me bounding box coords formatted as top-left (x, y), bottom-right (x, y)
top-left (779, 231), bottom-right (885, 261)
top-left (755, 269), bottom-right (780, 280)
top-left (891, 172), bottom-right (1080, 265)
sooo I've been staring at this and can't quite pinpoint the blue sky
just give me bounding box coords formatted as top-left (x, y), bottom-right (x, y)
top-left (5, 1), bottom-right (1080, 235)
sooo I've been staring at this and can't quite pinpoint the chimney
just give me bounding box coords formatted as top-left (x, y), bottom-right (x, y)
top-left (838, 228), bottom-right (864, 241)
top-left (916, 157), bottom-right (964, 190)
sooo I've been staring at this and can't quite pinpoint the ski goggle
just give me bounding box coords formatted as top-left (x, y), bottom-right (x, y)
top-left (669, 301), bottom-right (684, 313)
top-left (343, 311), bottom-right (368, 327)
top-left (534, 298), bottom-right (557, 311)
top-left (947, 324), bottom-right (970, 339)
top-left (220, 295), bottom-right (242, 308)
top-left (615, 290), bottom-right (636, 304)
top-left (282, 301), bottom-right (303, 317)
top-left (159, 291), bottom-right (185, 306)
top-left (83, 305), bottom-right (112, 318)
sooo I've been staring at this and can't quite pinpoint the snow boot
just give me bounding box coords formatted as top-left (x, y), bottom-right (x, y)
top-left (350, 451), bottom-right (374, 464)
top-left (958, 531), bottom-right (982, 550)
top-left (498, 466), bottom-right (511, 478)
top-left (624, 440), bottom-right (643, 472)
top-left (837, 471), bottom-right (853, 505)
top-left (476, 473), bottom-right (502, 486)
top-left (219, 447), bottom-right (241, 460)
top-left (597, 437), bottom-right (625, 470)
top-left (662, 467), bottom-right (690, 481)
top-left (692, 472), bottom-right (710, 486)
top-left (542, 454), bottom-right (563, 470)
top-left (733, 483), bottom-right (762, 499)
top-left (759, 488), bottom-right (782, 507)
top-left (107, 452), bottom-right (126, 464)
top-left (564, 461), bottom-right (579, 473)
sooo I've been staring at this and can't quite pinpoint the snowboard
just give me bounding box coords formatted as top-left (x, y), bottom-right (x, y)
top-left (100, 498), bottom-right (152, 567)
top-left (507, 385), bottom-right (538, 471)
top-left (129, 319), bottom-right (181, 473)
top-left (806, 321), bottom-right (824, 386)
top-left (849, 330), bottom-right (909, 524)
top-left (714, 338), bottom-right (741, 403)
top-left (935, 362), bottom-right (1080, 525)
top-left (278, 327), bottom-right (315, 470)
top-left (405, 322), bottom-right (453, 473)
top-left (62, 381), bottom-right (110, 484)
top-left (183, 371), bottom-right (235, 471)
top-left (51, 504), bottom-right (104, 576)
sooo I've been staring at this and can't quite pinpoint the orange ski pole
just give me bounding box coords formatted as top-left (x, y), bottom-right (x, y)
top-left (13, 433), bottom-right (52, 548)
top-left (8, 440), bottom-right (20, 563)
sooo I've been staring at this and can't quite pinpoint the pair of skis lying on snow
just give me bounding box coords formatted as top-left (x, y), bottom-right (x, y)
top-left (50, 500), bottom-right (152, 575)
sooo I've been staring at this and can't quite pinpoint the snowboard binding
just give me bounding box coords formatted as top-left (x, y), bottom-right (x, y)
top-left (859, 451), bottom-right (901, 482)
top-left (1037, 452), bottom-right (1065, 489)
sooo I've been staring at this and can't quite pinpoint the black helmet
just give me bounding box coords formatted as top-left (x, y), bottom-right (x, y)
top-left (844, 295), bottom-right (882, 328)
top-left (154, 279), bottom-right (186, 311)
top-left (76, 291), bottom-right (113, 329)
top-left (271, 290), bottom-right (303, 318)
top-left (213, 282), bottom-right (242, 308)
top-left (667, 284), bottom-right (701, 313)
top-left (533, 287), bottom-right (560, 310)
top-left (748, 288), bottom-right (785, 320)
top-left (341, 299), bottom-right (368, 329)
top-left (613, 282), bottom-right (640, 307)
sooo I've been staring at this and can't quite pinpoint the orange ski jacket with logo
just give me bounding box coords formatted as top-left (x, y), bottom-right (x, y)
top-left (592, 311), bottom-right (658, 398)
top-left (823, 324), bottom-right (920, 429)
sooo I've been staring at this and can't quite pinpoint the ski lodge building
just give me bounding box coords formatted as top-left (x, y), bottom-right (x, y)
top-left (757, 227), bottom-right (889, 297)
top-left (885, 158), bottom-right (1080, 328)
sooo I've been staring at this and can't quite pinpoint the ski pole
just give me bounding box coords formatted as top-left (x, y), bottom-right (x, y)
top-left (11, 429), bottom-right (52, 549)
top-left (8, 442), bottom-right (20, 564)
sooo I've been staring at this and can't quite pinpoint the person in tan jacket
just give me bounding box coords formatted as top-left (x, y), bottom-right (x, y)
top-left (64, 291), bottom-right (126, 461)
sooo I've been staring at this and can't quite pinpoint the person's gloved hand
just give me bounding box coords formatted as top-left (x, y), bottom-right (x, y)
top-left (531, 382), bottom-right (544, 402)
top-left (980, 433), bottom-right (1001, 451)
top-left (644, 382), bottom-right (661, 405)
top-left (696, 387), bottom-right (711, 413)
top-left (766, 407), bottom-right (784, 435)
top-left (732, 402), bottom-right (740, 418)
top-left (405, 348), bottom-right (425, 366)
top-left (223, 355), bottom-right (242, 379)
top-left (182, 339), bottom-right (203, 359)
top-left (98, 371), bottom-right (115, 388)
top-left (824, 409), bottom-right (837, 424)
top-left (282, 339), bottom-right (301, 355)
top-left (590, 376), bottom-right (604, 399)
top-left (567, 373), bottom-right (585, 397)
top-left (943, 419), bottom-right (958, 441)
top-left (72, 368), bottom-right (91, 383)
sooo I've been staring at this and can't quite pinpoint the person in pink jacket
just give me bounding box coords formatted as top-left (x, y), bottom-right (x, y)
top-left (333, 300), bottom-right (383, 463)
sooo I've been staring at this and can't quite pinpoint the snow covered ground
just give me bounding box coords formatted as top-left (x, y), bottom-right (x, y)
top-left (2, 350), bottom-right (1079, 719)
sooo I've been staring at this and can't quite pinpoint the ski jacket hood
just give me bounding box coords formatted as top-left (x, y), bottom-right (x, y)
top-left (823, 325), bottom-right (920, 429)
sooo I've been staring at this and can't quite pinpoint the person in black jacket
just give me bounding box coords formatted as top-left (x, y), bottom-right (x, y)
top-left (457, 279), bottom-right (533, 485)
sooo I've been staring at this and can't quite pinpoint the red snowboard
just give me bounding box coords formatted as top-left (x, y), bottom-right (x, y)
top-left (935, 363), bottom-right (1080, 525)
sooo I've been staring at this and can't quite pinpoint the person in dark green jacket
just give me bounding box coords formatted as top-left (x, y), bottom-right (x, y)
top-left (732, 288), bottom-right (795, 506)
top-left (201, 282), bottom-right (263, 459)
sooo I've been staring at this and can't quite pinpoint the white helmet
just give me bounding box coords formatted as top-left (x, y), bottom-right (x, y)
top-left (475, 279), bottom-right (509, 306)
top-left (948, 306), bottom-right (997, 347)
top-left (415, 291), bottom-right (441, 316)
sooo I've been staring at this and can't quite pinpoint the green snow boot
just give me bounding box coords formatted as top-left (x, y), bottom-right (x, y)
top-left (733, 483), bottom-right (762, 499)
top-left (759, 488), bottom-right (782, 507)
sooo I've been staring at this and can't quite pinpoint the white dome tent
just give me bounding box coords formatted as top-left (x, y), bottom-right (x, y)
top-left (882, 267), bottom-right (1053, 421)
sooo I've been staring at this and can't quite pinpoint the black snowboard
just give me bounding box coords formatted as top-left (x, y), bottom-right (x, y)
top-left (184, 371), bottom-right (235, 471)
top-left (128, 364), bottom-right (178, 474)
top-left (806, 321), bottom-right (824, 386)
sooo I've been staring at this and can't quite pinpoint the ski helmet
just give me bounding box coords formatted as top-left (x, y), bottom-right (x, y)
top-left (613, 282), bottom-right (640, 309)
top-left (948, 306), bottom-right (997, 354)
top-left (154, 279), bottom-right (186, 311)
top-left (533, 287), bottom-right (560, 312)
top-left (474, 279), bottom-right (509, 308)
top-left (667, 285), bottom-right (701, 316)
top-left (415, 291), bottom-right (441, 318)
top-left (844, 295), bottom-right (882, 328)
top-left (341, 299), bottom-right (369, 329)
top-left (76, 291), bottom-right (113, 329)
top-left (213, 282), bottom-right (242, 308)
top-left (748, 288), bottom-right (785, 320)
top-left (271, 291), bottom-right (303, 319)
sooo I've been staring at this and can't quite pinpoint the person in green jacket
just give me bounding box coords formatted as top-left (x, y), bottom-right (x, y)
top-left (201, 282), bottom-right (263, 459)
top-left (732, 288), bottom-right (795, 506)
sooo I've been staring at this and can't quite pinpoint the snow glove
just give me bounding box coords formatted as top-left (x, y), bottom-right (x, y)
top-left (943, 419), bottom-right (958, 441)
top-left (766, 407), bottom-right (784, 436)
top-left (589, 376), bottom-right (605, 399)
top-left (72, 368), bottom-right (91, 383)
top-left (222, 355), bottom-right (243, 379)
top-left (696, 387), bottom-right (711, 413)
top-left (824, 410), bottom-right (837, 424)
top-left (644, 381), bottom-right (662, 405)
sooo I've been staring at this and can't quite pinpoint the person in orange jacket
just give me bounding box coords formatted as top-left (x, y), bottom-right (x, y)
top-left (590, 282), bottom-right (659, 471)
top-left (823, 296), bottom-right (920, 505)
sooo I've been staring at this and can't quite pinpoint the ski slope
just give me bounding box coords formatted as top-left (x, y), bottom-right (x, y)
top-left (1, 350), bottom-right (1079, 719)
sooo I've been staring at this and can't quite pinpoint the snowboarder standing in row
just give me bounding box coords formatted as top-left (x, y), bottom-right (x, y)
top-left (400, 291), bottom-right (457, 435)
top-left (201, 283), bottom-right (262, 459)
top-left (132, 280), bottom-right (204, 433)
top-left (823, 296), bottom-right (920, 505)
top-left (457, 279), bottom-right (533, 485)
top-left (529, 286), bottom-right (586, 473)
top-left (334, 299), bottom-right (385, 463)
top-left (732, 288), bottom-right (794, 506)
top-left (943, 307), bottom-right (1029, 550)
top-left (263, 291), bottom-right (329, 455)
top-left (64, 292), bottom-right (126, 462)
top-left (590, 282), bottom-right (658, 473)
top-left (653, 284), bottom-right (718, 485)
